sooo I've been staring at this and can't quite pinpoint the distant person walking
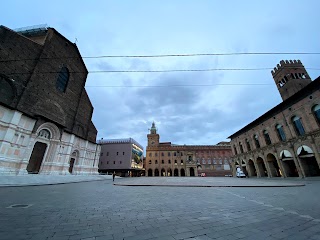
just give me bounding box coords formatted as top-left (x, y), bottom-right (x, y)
top-left (112, 172), bottom-right (115, 182)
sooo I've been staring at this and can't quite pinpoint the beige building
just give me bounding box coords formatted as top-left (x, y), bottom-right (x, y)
top-left (229, 60), bottom-right (320, 178)
top-left (146, 123), bottom-right (232, 177)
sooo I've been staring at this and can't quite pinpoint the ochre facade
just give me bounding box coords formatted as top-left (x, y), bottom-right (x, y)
top-left (146, 123), bottom-right (232, 177)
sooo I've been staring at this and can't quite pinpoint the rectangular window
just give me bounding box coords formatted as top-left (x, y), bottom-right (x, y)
top-left (107, 152), bottom-right (109, 156)
top-left (149, 152), bottom-right (152, 157)
top-left (113, 161), bottom-right (115, 164)
top-left (174, 152), bottom-right (176, 156)
top-left (181, 160), bottom-right (183, 164)
top-left (155, 153), bottom-right (158, 157)
top-left (120, 161), bottom-right (122, 164)
top-left (168, 160), bottom-right (171, 164)
top-left (264, 132), bottom-right (272, 145)
top-left (293, 119), bottom-right (305, 136)
top-left (123, 152), bottom-right (125, 155)
top-left (246, 140), bottom-right (251, 151)
top-left (161, 152), bottom-right (164, 156)
top-left (276, 126), bottom-right (286, 141)
top-left (239, 143), bottom-right (244, 153)
top-left (233, 146), bottom-right (238, 154)
top-left (168, 152), bottom-right (171, 156)
top-left (117, 152), bottom-right (119, 155)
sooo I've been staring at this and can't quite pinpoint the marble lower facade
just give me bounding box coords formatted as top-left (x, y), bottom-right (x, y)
top-left (0, 105), bottom-right (100, 175)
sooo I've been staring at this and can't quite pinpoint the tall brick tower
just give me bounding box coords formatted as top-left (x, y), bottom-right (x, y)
top-left (271, 60), bottom-right (312, 101)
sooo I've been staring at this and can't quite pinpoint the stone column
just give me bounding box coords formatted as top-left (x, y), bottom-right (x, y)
top-left (311, 142), bottom-right (320, 169)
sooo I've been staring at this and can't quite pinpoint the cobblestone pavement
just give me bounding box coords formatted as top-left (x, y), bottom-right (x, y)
top-left (1, 178), bottom-right (320, 240)
top-left (0, 175), bottom-right (112, 187)
top-left (114, 177), bottom-right (307, 187)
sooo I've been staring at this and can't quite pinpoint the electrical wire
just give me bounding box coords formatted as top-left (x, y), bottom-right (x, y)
top-left (1, 52), bottom-right (320, 62)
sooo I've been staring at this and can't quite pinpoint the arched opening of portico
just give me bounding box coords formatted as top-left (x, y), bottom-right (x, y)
top-left (167, 168), bottom-right (172, 177)
top-left (148, 169), bottom-right (153, 176)
top-left (161, 168), bottom-right (166, 176)
top-left (174, 168), bottom-right (179, 176)
top-left (256, 157), bottom-right (268, 177)
top-left (280, 150), bottom-right (298, 177)
top-left (297, 145), bottom-right (320, 177)
top-left (181, 168), bottom-right (185, 177)
top-left (154, 168), bottom-right (159, 176)
top-left (247, 159), bottom-right (257, 177)
top-left (241, 160), bottom-right (248, 176)
top-left (266, 153), bottom-right (281, 177)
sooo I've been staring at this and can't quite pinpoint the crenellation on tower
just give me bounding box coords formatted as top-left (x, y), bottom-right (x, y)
top-left (271, 60), bottom-right (312, 101)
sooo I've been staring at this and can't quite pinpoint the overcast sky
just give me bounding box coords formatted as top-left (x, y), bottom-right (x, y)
top-left (2, 1), bottom-right (320, 149)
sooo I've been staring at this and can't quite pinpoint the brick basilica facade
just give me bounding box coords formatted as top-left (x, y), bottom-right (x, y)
top-left (229, 60), bottom-right (320, 178)
top-left (146, 123), bottom-right (232, 177)
top-left (0, 25), bottom-right (100, 175)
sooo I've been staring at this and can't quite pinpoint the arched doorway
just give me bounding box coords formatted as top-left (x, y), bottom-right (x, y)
top-left (161, 168), bottom-right (166, 176)
top-left (266, 153), bottom-right (281, 177)
top-left (174, 168), bottom-right (179, 176)
top-left (154, 168), bottom-right (159, 176)
top-left (190, 167), bottom-right (195, 176)
top-left (69, 150), bottom-right (79, 174)
top-left (27, 142), bottom-right (47, 174)
top-left (167, 168), bottom-right (172, 177)
top-left (180, 168), bottom-right (185, 176)
top-left (297, 145), bottom-right (320, 176)
top-left (148, 169), bottom-right (153, 176)
top-left (256, 157), bottom-right (268, 177)
top-left (247, 159), bottom-right (257, 177)
top-left (280, 150), bottom-right (299, 177)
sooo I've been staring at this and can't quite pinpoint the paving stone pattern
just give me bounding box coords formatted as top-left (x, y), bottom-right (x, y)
top-left (0, 178), bottom-right (320, 239)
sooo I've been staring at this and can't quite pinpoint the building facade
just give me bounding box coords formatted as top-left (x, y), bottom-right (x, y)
top-left (229, 60), bottom-right (320, 178)
top-left (0, 25), bottom-right (100, 175)
top-left (146, 122), bottom-right (232, 177)
top-left (98, 138), bottom-right (144, 177)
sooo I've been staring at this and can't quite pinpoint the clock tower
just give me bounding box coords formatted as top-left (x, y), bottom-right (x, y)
top-left (147, 122), bottom-right (159, 147)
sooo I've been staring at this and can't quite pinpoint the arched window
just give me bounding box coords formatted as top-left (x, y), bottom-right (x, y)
top-left (148, 160), bottom-right (151, 164)
top-left (245, 139), bottom-right (251, 151)
top-left (155, 160), bottom-right (158, 164)
top-left (263, 130), bottom-right (271, 145)
top-left (292, 116), bottom-right (305, 136)
top-left (168, 152), bottom-right (171, 156)
top-left (276, 124), bottom-right (286, 141)
top-left (56, 67), bottom-right (69, 92)
top-left (202, 159), bottom-right (206, 164)
top-left (174, 159), bottom-right (177, 164)
top-left (312, 105), bottom-right (320, 125)
top-left (161, 160), bottom-right (164, 164)
top-left (254, 134), bottom-right (260, 148)
top-left (161, 152), bottom-right (164, 156)
top-left (38, 129), bottom-right (51, 139)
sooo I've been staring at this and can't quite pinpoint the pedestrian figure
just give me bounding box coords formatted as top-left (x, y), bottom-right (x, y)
top-left (112, 172), bottom-right (115, 182)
